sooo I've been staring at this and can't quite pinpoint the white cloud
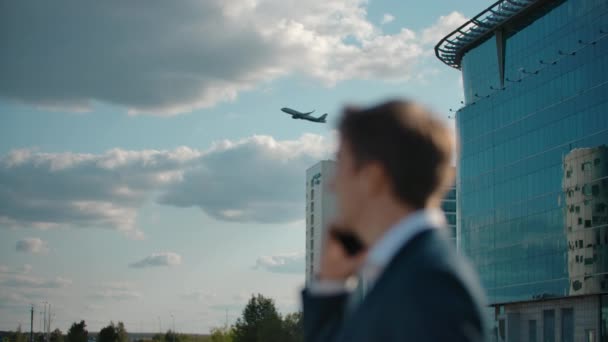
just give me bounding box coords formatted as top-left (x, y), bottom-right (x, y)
top-left (91, 289), bottom-right (142, 301)
top-left (0, 146), bottom-right (201, 236)
top-left (16, 238), bottom-right (49, 254)
top-left (159, 134), bottom-right (333, 223)
top-left (0, 133), bottom-right (334, 233)
top-left (181, 290), bottom-right (217, 302)
top-left (101, 281), bottom-right (135, 290)
top-left (89, 281), bottom-right (142, 301)
top-left (0, 1), bottom-right (463, 114)
top-left (421, 11), bottom-right (468, 45)
top-left (21, 264), bottom-right (33, 274)
top-left (0, 274), bottom-right (72, 289)
top-left (254, 252), bottom-right (304, 274)
top-left (381, 14), bottom-right (395, 25)
top-left (129, 252), bottom-right (182, 268)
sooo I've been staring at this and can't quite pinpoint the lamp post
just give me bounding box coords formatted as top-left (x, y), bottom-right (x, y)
top-left (170, 314), bottom-right (175, 342)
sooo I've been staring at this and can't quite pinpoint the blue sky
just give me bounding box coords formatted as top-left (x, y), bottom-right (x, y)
top-left (0, 0), bottom-right (489, 334)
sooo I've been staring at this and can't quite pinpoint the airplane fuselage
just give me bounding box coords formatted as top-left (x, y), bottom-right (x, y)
top-left (281, 107), bottom-right (327, 123)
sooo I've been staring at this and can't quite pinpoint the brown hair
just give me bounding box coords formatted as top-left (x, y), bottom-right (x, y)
top-left (338, 100), bottom-right (454, 209)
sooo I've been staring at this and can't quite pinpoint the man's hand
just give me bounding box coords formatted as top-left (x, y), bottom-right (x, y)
top-left (317, 227), bottom-right (367, 281)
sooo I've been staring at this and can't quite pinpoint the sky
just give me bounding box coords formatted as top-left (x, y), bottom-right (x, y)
top-left (0, 0), bottom-right (490, 334)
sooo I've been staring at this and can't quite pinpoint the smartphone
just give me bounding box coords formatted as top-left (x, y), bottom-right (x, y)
top-left (330, 228), bottom-right (365, 256)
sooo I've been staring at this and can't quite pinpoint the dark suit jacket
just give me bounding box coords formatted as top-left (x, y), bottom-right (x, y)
top-left (302, 228), bottom-right (487, 342)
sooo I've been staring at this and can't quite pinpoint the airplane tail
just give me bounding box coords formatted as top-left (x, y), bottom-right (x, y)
top-left (318, 114), bottom-right (328, 121)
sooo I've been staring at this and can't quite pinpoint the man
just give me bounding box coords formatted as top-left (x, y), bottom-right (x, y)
top-left (302, 100), bottom-right (487, 341)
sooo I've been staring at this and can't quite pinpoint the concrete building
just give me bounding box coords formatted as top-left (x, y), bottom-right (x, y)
top-left (305, 160), bottom-right (337, 285)
top-left (436, 0), bottom-right (608, 341)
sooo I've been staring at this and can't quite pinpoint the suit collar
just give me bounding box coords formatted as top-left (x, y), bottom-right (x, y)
top-left (359, 208), bottom-right (446, 291)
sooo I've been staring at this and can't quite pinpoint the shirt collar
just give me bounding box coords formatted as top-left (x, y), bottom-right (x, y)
top-left (365, 208), bottom-right (446, 270)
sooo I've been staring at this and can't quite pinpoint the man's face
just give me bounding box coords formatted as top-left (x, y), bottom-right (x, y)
top-left (331, 137), bottom-right (368, 231)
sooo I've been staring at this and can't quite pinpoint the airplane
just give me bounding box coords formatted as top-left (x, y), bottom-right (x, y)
top-left (281, 107), bottom-right (328, 123)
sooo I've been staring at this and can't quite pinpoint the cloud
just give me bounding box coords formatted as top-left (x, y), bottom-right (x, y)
top-left (90, 289), bottom-right (142, 301)
top-left (129, 252), bottom-right (182, 268)
top-left (20, 264), bottom-right (33, 274)
top-left (254, 252), bottom-right (304, 274)
top-left (0, 1), bottom-right (461, 114)
top-left (0, 146), bottom-right (201, 236)
top-left (181, 290), bottom-right (217, 302)
top-left (89, 281), bottom-right (142, 301)
top-left (421, 11), bottom-right (468, 45)
top-left (16, 238), bottom-right (49, 254)
top-left (159, 134), bottom-right (333, 223)
top-left (0, 134), bottom-right (333, 233)
top-left (0, 264), bottom-right (32, 274)
top-left (381, 14), bottom-right (395, 25)
top-left (0, 274), bottom-right (72, 289)
top-left (0, 290), bottom-right (29, 309)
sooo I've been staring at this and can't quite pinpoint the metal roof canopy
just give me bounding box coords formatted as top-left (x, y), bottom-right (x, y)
top-left (434, 0), bottom-right (557, 69)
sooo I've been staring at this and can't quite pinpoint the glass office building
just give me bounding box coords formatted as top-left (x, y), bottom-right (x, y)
top-left (441, 184), bottom-right (458, 247)
top-left (436, 0), bottom-right (608, 341)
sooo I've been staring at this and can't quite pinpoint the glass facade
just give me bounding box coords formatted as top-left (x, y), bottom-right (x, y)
top-left (441, 185), bottom-right (458, 247)
top-left (457, 0), bottom-right (608, 306)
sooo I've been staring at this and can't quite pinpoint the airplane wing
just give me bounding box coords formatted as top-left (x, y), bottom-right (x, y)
top-left (303, 113), bottom-right (327, 123)
top-left (303, 110), bottom-right (315, 115)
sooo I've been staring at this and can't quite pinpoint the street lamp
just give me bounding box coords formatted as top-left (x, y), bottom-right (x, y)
top-left (170, 314), bottom-right (175, 342)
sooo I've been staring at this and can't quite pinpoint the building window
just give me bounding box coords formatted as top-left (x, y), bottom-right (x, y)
top-left (311, 214), bottom-right (314, 223)
top-left (593, 184), bottom-right (600, 197)
top-left (583, 184), bottom-right (592, 196)
top-left (529, 320), bottom-right (537, 342)
top-left (561, 308), bottom-right (574, 342)
top-left (311, 189), bottom-right (314, 198)
top-left (583, 162), bottom-right (592, 171)
top-left (576, 206), bottom-right (581, 213)
top-left (601, 295), bottom-right (608, 341)
top-left (595, 158), bottom-right (601, 166)
top-left (310, 239), bottom-right (314, 250)
top-left (311, 201), bottom-right (314, 212)
top-left (543, 309), bottom-right (555, 342)
top-left (597, 203), bottom-right (606, 212)
top-left (566, 170), bottom-right (572, 178)
top-left (579, 218), bottom-right (583, 225)
top-left (586, 220), bottom-right (592, 228)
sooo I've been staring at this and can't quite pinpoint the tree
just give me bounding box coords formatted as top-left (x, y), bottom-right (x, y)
top-left (209, 326), bottom-right (233, 342)
top-left (98, 322), bottom-right (128, 342)
top-left (232, 294), bottom-right (284, 342)
top-left (34, 332), bottom-right (45, 342)
top-left (98, 323), bottom-right (118, 342)
top-left (116, 322), bottom-right (128, 342)
top-left (50, 329), bottom-right (64, 342)
top-left (66, 321), bottom-right (88, 342)
top-left (13, 325), bottom-right (27, 342)
top-left (282, 312), bottom-right (303, 342)
top-left (163, 330), bottom-right (180, 342)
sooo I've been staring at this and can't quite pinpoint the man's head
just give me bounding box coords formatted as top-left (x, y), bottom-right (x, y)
top-left (331, 100), bottom-right (454, 237)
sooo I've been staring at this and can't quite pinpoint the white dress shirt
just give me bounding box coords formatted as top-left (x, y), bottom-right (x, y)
top-left (309, 208), bottom-right (446, 296)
